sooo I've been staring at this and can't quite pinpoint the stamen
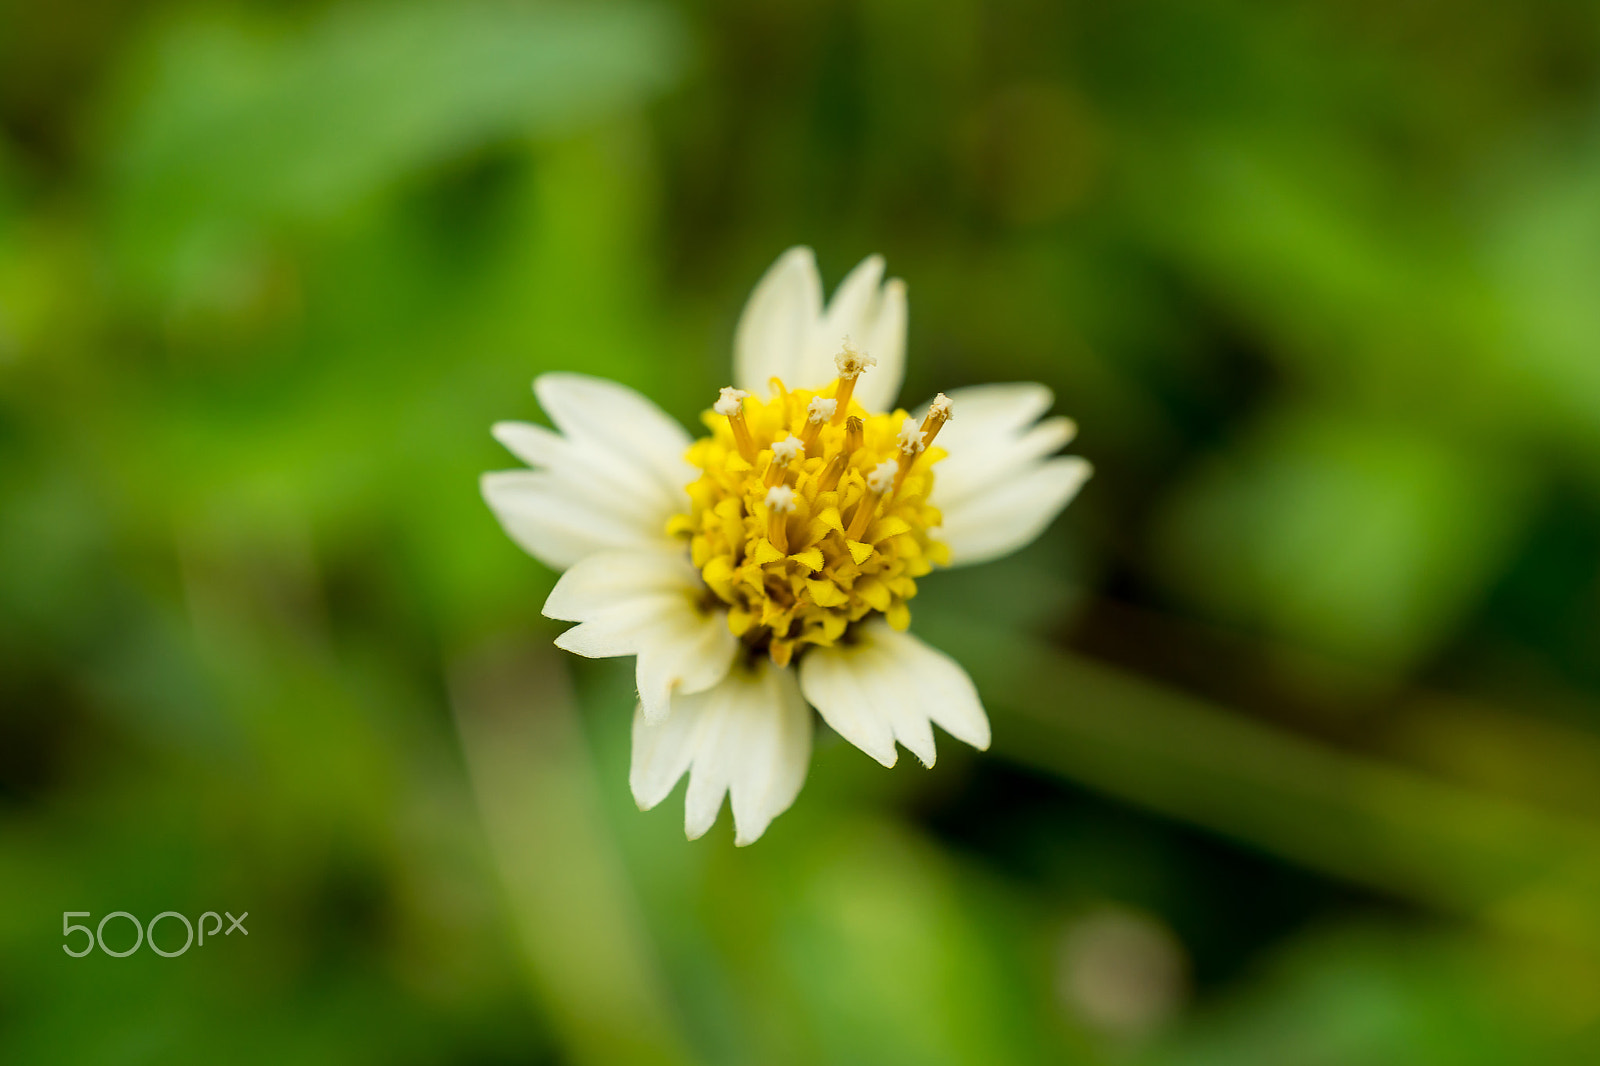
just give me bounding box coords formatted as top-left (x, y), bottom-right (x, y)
top-left (717, 387), bottom-right (756, 463)
top-left (765, 485), bottom-right (796, 553)
top-left (817, 452), bottom-right (847, 493)
top-left (846, 459), bottom-right (898, 542)
top-left (800, 397), bottom-right (836, 455)
top-left (919, 392), bottom-right (953, 449)
top-left (893, 415), bottom-right (926, 491)
top-left (844, 416), bottom-right (865, 457)
top-left (829, 341), bottom-right (876, 425)
top-left (765, 434), bottom-right (803, 487)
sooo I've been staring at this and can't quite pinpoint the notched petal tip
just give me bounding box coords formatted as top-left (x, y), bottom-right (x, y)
top-left (736, 248), bottom-right (826, 397)
top-left (529, 370), bottom-right (579, 406)
top-left (637, 683), bottom-right (672, 723)
top-left (684, 801), bottom-right (721, 840)
top-left (734, 823), bottom-right (772, 847)
top-left (550, 625), bottom-right (589, 656)
top-left (478, 468), bottom-right (519, 504)
top-left (962, 714), bottom-right (994, 752)
top-left (489, 420), bottom-right (523, 445)
top-left (539, 580), bottom-right (583, 623)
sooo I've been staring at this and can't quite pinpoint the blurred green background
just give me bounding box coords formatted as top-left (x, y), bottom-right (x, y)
top-left (5, 0), bottom-right (1600, 1062)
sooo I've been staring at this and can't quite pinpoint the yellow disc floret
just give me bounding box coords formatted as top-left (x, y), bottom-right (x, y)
top-left (668, 359), bottom-right (955, 667)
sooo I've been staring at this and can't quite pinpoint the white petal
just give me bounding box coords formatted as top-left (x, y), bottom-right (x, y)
top-left (481, 470), bottom-right (663, 571)
top-left (543, 546), bottom-right (701, 621)
top-left (819, 255), bottom-right (885, 355)
top-left (734, 249), bottom-right (908, 407)
top-left (935, 416), bottom-right (1078, 510)
top-left (926, 383), bottom-right (1058, 499)
top-left (859, 645), bottom-right (938, 767)
top-left (634, 607), bottom-right (740, 722)
top-left (885, 626), bottom-right (991, 751)
top-left (629, 661), bottom-right (813, 845)
top-left (936, 456), bottom-right (1092, 568)
top-left (855, 277), bottom-right (907, 413)
top-left (933, 381), bottom-right (1056, 431)
top-left (492, 420), bottom-right (676, 529)
top-left (484, 374), bottom-right (694, 571)
top-left (728, 666), bottom-right (811, 845)
top-left (533, 373), bottom-right (695, 503)
top-left (629, 697), bottom-right (701, 811)
top-left (925, 383), bottom-right (1090, 568)
top-left (491, 419), bottom-right (566, 468)
top-left (735, 247), bottom-right (823, 398)
top-left (815, 255), bottom-right (902, 411)
top-left (556, 599), bottom-right (736, 722)
top-left (795, 255), bottom-right (907, 408)
top-left (551, 594), bottom-right (684, 658)
top-left (799, 621), bottom-right (989, 765)
top-left (796, 637), bottom-right (899, 768)
top-left (682, 709), bottom-right (730, 840)
top-left (544, 546), bottom-right (737, 720)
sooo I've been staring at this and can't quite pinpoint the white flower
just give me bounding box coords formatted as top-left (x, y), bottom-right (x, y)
top-left (483, 247), bottom-right (1091, 844)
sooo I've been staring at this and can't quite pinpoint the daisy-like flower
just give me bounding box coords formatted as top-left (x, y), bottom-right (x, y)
top-left (483, 248), bottom-right (1091, 844)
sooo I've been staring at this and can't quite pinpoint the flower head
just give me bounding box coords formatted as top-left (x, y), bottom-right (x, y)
top-left (669, 379), bottom-right (946, 666)
top-left (483, 248), bottom-right (1091, 844)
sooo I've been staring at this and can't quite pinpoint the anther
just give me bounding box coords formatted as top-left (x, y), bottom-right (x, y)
top-left (716, 387), bottom-right (756, 463)
top-left (846, 459), bottom-right (897, 542)
top-left (765, 485), bottom-right (796, 553)
top-left (800, 397), bottom-right (835, 455)
top-left (919, 393), bottom-right (953, 449)
top-left (844, 416), bottom-right (865, 457)
top-left (817, 452), bottom-right (847, 493)
top-left (897, 416), bottom-right (926, 455)
top-left (766, 434), bottom-right (803, 488)
top-left (893, 415), bottom-right (926, 491)
top-left (829, 341), bottom-right (876, 425)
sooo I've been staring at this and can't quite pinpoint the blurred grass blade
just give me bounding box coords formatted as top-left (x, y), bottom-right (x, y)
top-left (107, 0), bottom-right (685, 287)
top-left (450, 639), bottom-right (695, 1066)
top-left (923, 616), bottom-right (1600, 951)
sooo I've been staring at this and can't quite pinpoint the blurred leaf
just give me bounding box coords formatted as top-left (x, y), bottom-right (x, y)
top-left (451, 641), bottom-right (693, 1066)
top-left (1154, 411), bottom-right (1531, 675)
top-left (695, 817), bottom-right (1057, 1066)
top-left (920, 612), bottom-right (1600, 951)
top-left (1483, 128), bottom-right (1600, 454)
top-left (1146, 925), bottom-right (1600, 1066)
top-left (104, 0), bottom-right (685, 294)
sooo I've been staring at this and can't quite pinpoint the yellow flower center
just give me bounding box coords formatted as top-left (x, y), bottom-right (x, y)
top-left (667, 365), bottom-right (954, 667)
